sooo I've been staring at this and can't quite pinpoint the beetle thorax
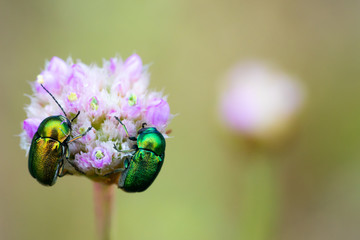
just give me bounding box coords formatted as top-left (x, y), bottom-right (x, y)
top-left (137, 128), bottom-right (166, 156)
top-left (37, 115), bottom-right (71, 142)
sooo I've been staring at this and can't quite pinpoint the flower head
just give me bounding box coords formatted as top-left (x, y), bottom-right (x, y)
top-left (219, 62), bottom-right (305, 143)
top-left (20, 54), bottom-right (173, 183)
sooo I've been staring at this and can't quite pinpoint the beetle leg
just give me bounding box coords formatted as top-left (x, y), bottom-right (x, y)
top-left (58, 160), bottom-right (64, 177)
top-left (68, 126), bottom-right (92, 143)
top-left (59, 169), bottom-right (73, 177)
top-left (113, 143), bottom-right (136, 153)
top-left (114, 116), bottom-right (137, 141)
top-left (58, 148), bottom-right (69, 177)
top-left (104, 157), bottom-right (129, 176)
top-left (118, 149), bottom-right (136, 153)
top-left (65, 159), bottom-right (86, 175)
top-left (103, 168), bottom-right (125, 176)
top-left (113, 143), bottom-right (119, 152)
top-left (61, 145), bottom-right (86, 175)
top-left (58, 159), bottom-right (72, 177)
top-left (65, 145), bottom-right (70, 159)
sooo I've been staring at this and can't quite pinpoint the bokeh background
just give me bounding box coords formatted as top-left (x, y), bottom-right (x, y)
top-left (1, 0), bottom-right (360, 239)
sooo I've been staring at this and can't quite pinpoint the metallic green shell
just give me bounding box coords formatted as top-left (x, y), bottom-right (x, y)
top-left (119, 149), bottom-right (164, 192)
top-left (37, 115), bottom-right (71, 143)
top-left (28, 132), bottom-right (63, 186)
top-left (137, 128), bottom-right (166, 157)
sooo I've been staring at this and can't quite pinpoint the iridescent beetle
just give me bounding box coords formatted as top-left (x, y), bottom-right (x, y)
top-left (28, 84), bottom-right (92, 186)
top-left (112, 117), bottom-right (166, 192)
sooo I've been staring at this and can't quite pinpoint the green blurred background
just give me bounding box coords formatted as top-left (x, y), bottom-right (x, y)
top-left (1, 0), bottom-right (360, 239)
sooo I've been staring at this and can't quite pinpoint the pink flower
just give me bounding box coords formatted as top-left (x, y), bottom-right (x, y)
top-left (35, 56), bottom-right (69, 95)
top-left (91, 147), bottom-right (112, 169)
top-left (112, 76), bottom-right (131, 97)
top-left (121, 94), bottom-right (142, 119)
top-left (145, 98), bottom-right (170, 127)
top-left (67, 64), bottom-right (86, 91)
top-left (23, 118), bottom-right (42, 139)
top-left (109, 58), bottom-right (118, 74)
top-left (123, 54), bottom-right (142, 82)
top-left (65, 91), bottom-right (81, 113)
top-left (75, 152), bottom-right (92, 171)
top-left (123, 104), bottom-right (142, 119)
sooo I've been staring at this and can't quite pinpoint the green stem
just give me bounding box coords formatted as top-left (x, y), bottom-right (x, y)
top-left (93, 182), bottom-right (115, 240)
top-left (239, 154), bottom-right (279, 240)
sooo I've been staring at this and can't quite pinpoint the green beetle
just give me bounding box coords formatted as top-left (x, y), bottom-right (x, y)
top-left (28, 84), bottom-right (92, 186)
top-left (113, 116), bottom-right (166, 192)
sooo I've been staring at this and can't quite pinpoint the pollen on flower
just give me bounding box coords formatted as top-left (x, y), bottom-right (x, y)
top-left (95, 150), bottom-right (104, 159)
top-left (79, 127), bottom-right (86, 134)
top-left (128, 93), bottom-right (137, 106)
top-left (90, 97), bottom-right (99, 110)
top-left (36, 75), bottom-right (44, 84)
top-left (20, 54), bottom-right (173, 183)
top-left (68, 92), bottom-right (78, 102)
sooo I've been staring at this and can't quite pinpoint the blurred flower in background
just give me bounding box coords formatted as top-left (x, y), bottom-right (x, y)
top-left (219, 62), bottom-right (306, 146)
top-left (218, 61), bottom-right (307, 240)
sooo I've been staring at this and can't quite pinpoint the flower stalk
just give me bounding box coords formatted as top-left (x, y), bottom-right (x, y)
top-left (238, 152), bottom-right (279, 240)
top-left (93, 182), bottom-right (115, 240)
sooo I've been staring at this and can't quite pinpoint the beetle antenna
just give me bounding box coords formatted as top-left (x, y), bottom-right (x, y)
top-left (71, 111), bottom-right (81, 122)
top-left (40, 84), bottom-right (67, 117)
top-left (142, 123), bottom-right (147, 129)
top-left (114, 116), bottom-right (137, 141)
